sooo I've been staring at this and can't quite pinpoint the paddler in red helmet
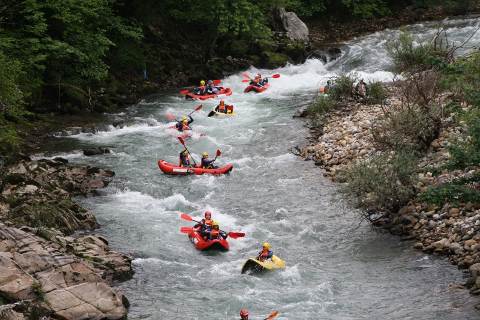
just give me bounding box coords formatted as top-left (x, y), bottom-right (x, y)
top-left (194, 211), bottom-right (214, 239)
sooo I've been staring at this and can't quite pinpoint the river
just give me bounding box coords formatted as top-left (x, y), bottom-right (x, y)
top-left (38, 17), bottom-right (480, 319)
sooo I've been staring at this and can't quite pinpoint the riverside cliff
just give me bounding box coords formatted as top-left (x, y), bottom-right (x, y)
top-left (0, 158), bottom-right (132, 319)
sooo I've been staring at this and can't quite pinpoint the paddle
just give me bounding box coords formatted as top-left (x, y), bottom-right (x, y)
top-left (166, 104), bottom-right (202, 123)
top-left (180, 213), bottom-right (245, 239)
top-left (207, 110), bottom-right (216, 117)
top-left (180, 227), bottom-right (194, 233)
top-left (242, 73), bottom-right (280, 82)
top-left (188, 104), bottom-right (203, 116)
top-left (264, 311), bottom-right (279, 320)
top-left (177, 136), bottom-right (197, 166)
top-left (215, 149), bottom-right (221, 159)
top-left (181, 213), bottom-right (198, 222)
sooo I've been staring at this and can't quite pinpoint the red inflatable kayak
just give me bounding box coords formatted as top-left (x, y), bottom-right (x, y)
top-left (188, 228), bottom-right (229, 251)
top-left (184, 87), bottom-right (232, 100)
top-left (157, 160), bottom-right (233, 175)
top-left (244, 83), bottom-right (270, 93)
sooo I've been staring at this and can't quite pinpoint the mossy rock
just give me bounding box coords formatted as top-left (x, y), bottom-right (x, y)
top-left (228, 39), bottom-right (250, 57)
top-left (247, 55), bottom-right (262, 66)
top-left (283, 40), bottom-right (307, 63)
top-left (262, 52), bottom-right (289, 68)
top-left (255, 38), bottom-right (277, 53)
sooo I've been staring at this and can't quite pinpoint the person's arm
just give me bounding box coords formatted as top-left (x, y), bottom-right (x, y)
top-left (188, 116), bottom-right (194, 124)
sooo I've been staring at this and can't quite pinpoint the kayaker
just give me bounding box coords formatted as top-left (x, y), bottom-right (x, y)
top-left (201, 152), bottom-right (217, 169)
top-left (257, 242), bottom-right (273, 262)
top-left (207, 220), bottom-right (227, 240)
top-left (205, 80), bottom-right (219, 94)
top-left (178, 150), bottom-right (191, 167)
top-left (240, 309), bottom-right (249, 320)
top-left (175, 115), bottom-right (193, 132)
top-left (194, 211), bottom-right (213, 235)
top-left (214, 100), bottom-right (234, 114)
top-left (250, 73), bottom-right (268, 87)
top-left (193, 80), bottom-right (206, 95)
top-left (354, 79), bottom-right (367, 100)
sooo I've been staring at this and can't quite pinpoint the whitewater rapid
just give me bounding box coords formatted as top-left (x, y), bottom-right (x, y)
top-left (37, 17), bottom-right (480, 319)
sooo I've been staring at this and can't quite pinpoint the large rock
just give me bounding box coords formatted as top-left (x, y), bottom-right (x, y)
top-left (0, 223), bottom-right (131, 319)
top-left (274, 8), bottom-right (309, 43)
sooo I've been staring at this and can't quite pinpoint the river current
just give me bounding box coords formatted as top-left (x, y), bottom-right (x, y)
top-left (38, 17), bottom-right (480, 319)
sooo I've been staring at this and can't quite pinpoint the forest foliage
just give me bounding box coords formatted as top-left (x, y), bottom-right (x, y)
top-left (0, 0), bottom-right (476, 156)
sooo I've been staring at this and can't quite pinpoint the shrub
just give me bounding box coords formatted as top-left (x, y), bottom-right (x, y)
top-left (386, 32), bottom-right (452, 75)
top-left (366, 81), bottom-right (387, 105)
top-left (329, 74), bottom-right (356, 102)
top-left (419, 173), bottom-right (480, 206)
top-left (341, 151), bottom-right (418, 213)
top-left (448, 108), bottom-right (480, 169)
top-left (307, 95), bottom-right (335, 117)
top-left (371, 104), bottom-right (441, 153)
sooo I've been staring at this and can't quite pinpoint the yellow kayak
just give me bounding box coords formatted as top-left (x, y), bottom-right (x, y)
top-left (241, 255), bottom-right (285, 274)
top-left (213, 111), bottom-right (236, 117)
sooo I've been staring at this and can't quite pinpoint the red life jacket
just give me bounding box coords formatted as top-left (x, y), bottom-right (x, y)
top-left (218, 104), bottom-right (226, 112)
top-left (210, 229), bottom-right (219, 239)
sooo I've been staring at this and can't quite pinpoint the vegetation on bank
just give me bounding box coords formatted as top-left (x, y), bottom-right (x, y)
top-left (0, 0), bottom-right (477, 159)
top-left (306, 26), bottom-right (480, 220)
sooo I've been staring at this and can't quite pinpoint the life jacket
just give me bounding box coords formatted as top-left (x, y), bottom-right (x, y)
top-left (182, 123), bottom-right (190, 131)
top-left (217, 103), bottom-right (226, 112)
top-left (179, 153), bottom-right (190, 167)
top-left (258, 249), bottom-right (272, 261)
top-left (204, 219), bottom-right (213, 227)
top-left (210, 229), bottom-right (219, 239)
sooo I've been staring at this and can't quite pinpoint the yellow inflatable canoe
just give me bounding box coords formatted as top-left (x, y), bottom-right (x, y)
top-left (213, 111), bottom-right (236, 117)
top-left (241, 255), bottom-right (285, 274)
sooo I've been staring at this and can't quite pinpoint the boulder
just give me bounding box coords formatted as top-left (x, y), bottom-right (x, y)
top-left (83, 147), bottom-right (111, 157)
top-left (273, 8), bottom-right (309, 43)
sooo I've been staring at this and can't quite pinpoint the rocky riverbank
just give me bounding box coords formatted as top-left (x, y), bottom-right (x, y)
top-left (299, 83), bottom-right (480, 307)
top-left (0, 157), bottom-right (132, 319)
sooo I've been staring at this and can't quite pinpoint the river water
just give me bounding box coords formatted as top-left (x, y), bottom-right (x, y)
top-left (38, 17), bottom-right (480, 319)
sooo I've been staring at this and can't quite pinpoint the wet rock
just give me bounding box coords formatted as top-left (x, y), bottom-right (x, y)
top-left (293, 106), bottom-right (309, 118)
top-left (0, 223), bottom-right (131, 319)
top-left (83, 147), bottom-right (111, 156)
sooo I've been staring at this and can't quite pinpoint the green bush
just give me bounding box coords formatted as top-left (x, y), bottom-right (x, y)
top-left (366, 81), bottom-right (388, 105)
top-left (419, 177), bottom-right (480, 206)
top-left (386, 32), bottom-right (451, 75)
top-left (371, 104), bottom-right (441, 153)
top-left (341, 151), bottom-right (418, 213)
top-left (307, 95), bottom-right (335, 117)
top-left (329, 74), bottom-right (355, 102)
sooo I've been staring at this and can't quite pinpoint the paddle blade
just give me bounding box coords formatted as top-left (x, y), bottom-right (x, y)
top-left (265, 311), bottom-right (279, 320)
top-left (179, 89), bottom-right (189, 95)
top-left (180, 227), bottom-right (193, 234)
top-left (180, 213), bottom-right (193, 221)
top-left (241, 79), bottom-right (250, 83)
top-left (178, 136), bottom-right (186, 146)
top-left (216, 149), bottom-right (221, 157)
top-left (165, 112), bottom-right (176, 121)
top-left (213, 80), bottom-right (221, 85)
top-left (207, 111), bottom-right (215, 117)
top-left (228, 232), bottom-right (245, 239)
top-left (271, 74), bottom-right (280, 78)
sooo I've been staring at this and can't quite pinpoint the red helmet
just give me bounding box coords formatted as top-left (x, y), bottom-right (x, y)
top-left (220, 100), bottom-right (225, 105)
top-left (240, 309), bottom-right (249, 318)
top-left (204, 211), bottom-right (212, 219)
